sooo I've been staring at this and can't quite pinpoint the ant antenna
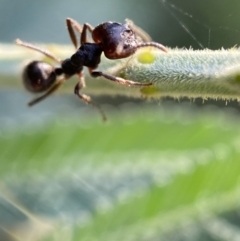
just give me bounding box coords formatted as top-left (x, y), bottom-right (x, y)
top-left (136, 42), bottom-right (168, 53)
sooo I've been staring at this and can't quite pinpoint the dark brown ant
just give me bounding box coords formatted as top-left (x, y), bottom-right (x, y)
top-left (16, 18), bottom-right (167, 121)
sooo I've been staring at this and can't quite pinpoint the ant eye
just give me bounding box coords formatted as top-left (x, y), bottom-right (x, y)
top-left (23, 61), bottom-right (56, 93)
top-left (123, 29), bottom-right (133, 36)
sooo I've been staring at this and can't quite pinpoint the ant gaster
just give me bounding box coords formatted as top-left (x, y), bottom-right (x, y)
top-left (16, 18), bottom-right (167, 121)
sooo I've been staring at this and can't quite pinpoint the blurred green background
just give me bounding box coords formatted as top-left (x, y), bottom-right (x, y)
top-left (1, 0), bottom-right (240, 241)
top-left (1, 0), bottom-right (240, 49)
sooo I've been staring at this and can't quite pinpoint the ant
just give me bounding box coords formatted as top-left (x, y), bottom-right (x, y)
top-left (16, 18), bottom-right (167, 121)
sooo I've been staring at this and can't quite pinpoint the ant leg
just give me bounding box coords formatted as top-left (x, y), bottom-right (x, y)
top-left (66, 18), bottom-right (88, 49)
top-left (90, 70), bottom-right (152, 87)
top-left (28, 77), bottom-right (65, 106)
top-left (66, 18), bottom-right (81, 49)
top-left (15, 39), bottom-right (61, 63)
top-left (80, 23), bottom-right (94, 45)
top-left (66, 18), bottom-right (92, 46)
top-left (66, 18), bottom-right (83, 35)
top-left (125, 19), bottom-right (152, 42)
top-left (74, 73), bottom-right (107, 121)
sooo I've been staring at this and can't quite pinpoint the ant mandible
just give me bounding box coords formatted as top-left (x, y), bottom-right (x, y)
top-left (16, 18), bottom-right (167, 121)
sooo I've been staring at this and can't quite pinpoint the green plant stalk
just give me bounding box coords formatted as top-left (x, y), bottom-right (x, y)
top-left (118, 47), bottom-right (240, 100)
top-left (2, 43), bottom-right (240, 100)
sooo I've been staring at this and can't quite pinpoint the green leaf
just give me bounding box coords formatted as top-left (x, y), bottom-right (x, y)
top-left (1, 108), bottom-right (240, 241)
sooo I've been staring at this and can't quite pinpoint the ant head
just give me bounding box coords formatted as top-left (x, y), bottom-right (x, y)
top-left (22, 61), bottom-right (57, 93)
top-left (92, 22), bottom-right (141, 59)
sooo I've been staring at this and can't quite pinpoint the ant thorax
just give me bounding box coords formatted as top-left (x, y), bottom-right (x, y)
top-left (71, 43), bottom-right (102, 69)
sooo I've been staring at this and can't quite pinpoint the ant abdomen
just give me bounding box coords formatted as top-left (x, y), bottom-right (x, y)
top-left (22, 61), bottom-right (57, 93)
